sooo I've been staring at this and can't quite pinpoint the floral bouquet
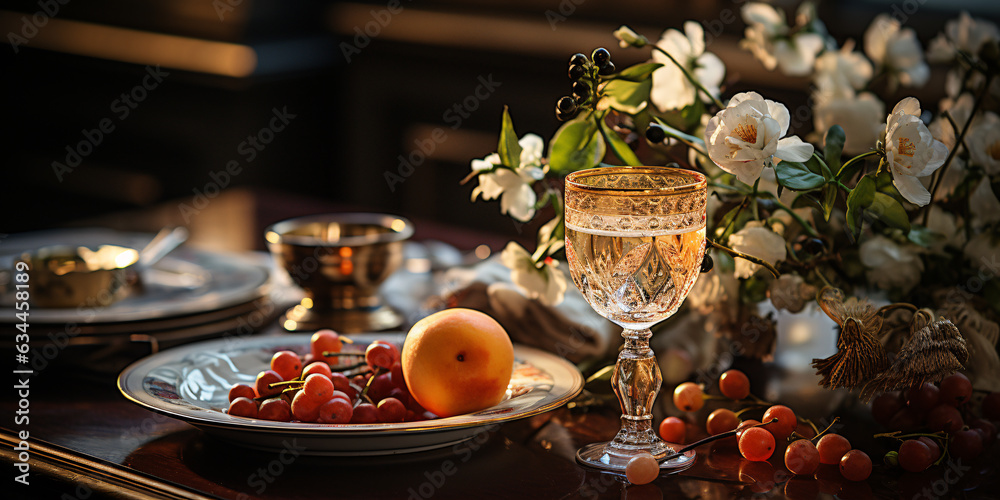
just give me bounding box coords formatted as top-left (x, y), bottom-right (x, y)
top-left (466, 2), bottom-right (1000, 397)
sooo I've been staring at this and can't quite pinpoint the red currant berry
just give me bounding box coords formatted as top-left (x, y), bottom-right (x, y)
top-left (905, 382), bottom-right (939, 411)
top-left (228, 383), bottom-right (256, 402)
top-left (898, 439), bottom-right (933, 472)
top-left (227, 397), bottom-right (258, 418)
top-left (673, 383), bottom-right (704, 412)
top-left (762, 405), bottom-right (797, 442)
top-left (317, 398), bottom-right (353, 424)
top-left (719, 369), bottom-right (750, 400)
top-left (784, 439), bottom-right (820, 476)
top-left (816, 433), bottom-right (851, 465)
top-left (738, 427), bottom-right (775, 461)
top-left (839, 450), bottom-right (872, 482)
top-left (658, 417), bottom-right (685, 444)
top-left (706, 409), bottom-right (739, 435)
top-left (254, 370), bottom-right (284, 399)
top-left (310, 329), bottom-right (342, 360)
top-left (939, 373), bottom-right (972, 407)
top-left (270, 350), bottom-right (302, 381)
top-left (258, 398), bottom-right (292, 422)
top-left (949, 429), bottom-right (983, 460)
top-left (376, 397), bottom-right (407, 423)
top-left (625, 452), bottom-right (659, 485)
top-left (926, 404), bottom-right (963, 433)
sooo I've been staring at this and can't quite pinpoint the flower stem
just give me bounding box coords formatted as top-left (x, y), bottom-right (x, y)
top-left (663, 419), bottom-right (779, 460)
top-left (836, 151), bottom-right (880, 180)
top-left (708, 181), bottom-right (751, 194)
top-left (770, 197), bottom-right (820, 238)
top-left (873, 430), bottom-right (949, 441)
top-left (651, 116), bottom-right (709, 157)
top-left (809, 417), bottom-right (840, 442)
top-left (719, 196), bottom-right (750, 241)
top-left (922, 73), bottom-right (993, 225)
top-left (650, 44), bottom-right (725, 110)
top-left (708, 239), bottom-right (781, 278)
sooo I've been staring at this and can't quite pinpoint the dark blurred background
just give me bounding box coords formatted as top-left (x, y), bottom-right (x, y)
top-left (3, 0), bottom-right (999, 249)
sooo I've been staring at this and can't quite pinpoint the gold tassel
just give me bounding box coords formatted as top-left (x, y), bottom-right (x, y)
top-left (861, 319), bottom-right (968, 401)
top-left (811, 287), bottom-right (888, 390)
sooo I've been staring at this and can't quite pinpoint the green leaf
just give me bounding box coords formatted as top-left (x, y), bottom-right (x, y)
top-left (548, 115), bottom-right (606, 174)
top-left (740, 276), bottom-right (770, 304)
top-left (807, 154), bottom-right (832, 181)
top-left (714, 202), bottom-right (752, 240)
top-left (680, 99), bottom-right (706, 130)
top-left (907, 224), bottom-right (946, 248)
top-left (792, 193), bottom-right (824, 213)
top-left (774, 160), bottom-right (826, 190)
top-left (869, 192), bottom-right (911, 232)
top-left (497, 106), bottom-right (522, 169)
top-left (823, 125), bottom-right (845, 175)
top-left (599, 118), bottom-right (641, 166)
top-left (847, 174), bottom-right (876, 237)
top-left (612, 62), bottom-right (663, 82)
top-left (651, 117), bottom-right (706, 150)
top-left (822, 183), bottom-right (837, 221)
top-left (875, 169), bottom-right (904, 204)
top-left (601, 78), bottom-right (652, 115)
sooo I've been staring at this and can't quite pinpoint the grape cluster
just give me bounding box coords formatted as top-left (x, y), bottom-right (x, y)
top-left (226, 330), bottom-right (435, 424)
top-left (555, 48), bottom-right (615, 121)
top-left (872, 372), bottom-right (996, 472)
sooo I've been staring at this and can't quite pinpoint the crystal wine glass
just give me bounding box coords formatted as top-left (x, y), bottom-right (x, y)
top-left (564, 166), bottom-right (707, 472)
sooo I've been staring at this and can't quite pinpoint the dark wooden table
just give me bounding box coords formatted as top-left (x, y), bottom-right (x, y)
top-left (3, 189), bottom-right (999, 499)
top-left (2, 342), bottom-right (999, 500)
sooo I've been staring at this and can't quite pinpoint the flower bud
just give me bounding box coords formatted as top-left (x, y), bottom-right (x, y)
top-left (614, 25), bottom-right (647, 48)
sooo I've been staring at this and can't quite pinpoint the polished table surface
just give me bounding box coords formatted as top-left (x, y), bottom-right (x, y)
top-left (3, 189), bottom-right (999, 499)
top-left (3, 340), bottom-right (999, 500)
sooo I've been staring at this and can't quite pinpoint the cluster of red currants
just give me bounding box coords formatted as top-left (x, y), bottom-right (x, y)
top-left (662, 369), bottom-right (873, 485)
top-left (871, 372), bottom-right (996, 472)
top-left (225, 330), bottom-right (434, 425)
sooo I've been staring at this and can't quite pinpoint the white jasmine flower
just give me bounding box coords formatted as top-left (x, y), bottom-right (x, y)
top-left (864, 15), bottom-right (930, 88)
top-left (813, 41), bottom-right (873, 97)
top-left (813, 91), bottom-right (885, 156)
top-left (650, 21), bottom-right (725, 111)
top-left (884, 98), bottom-right (949, 206)
top-left (970, 177), bottom-right (1000, 229)
top-left (964, 232), bottom-right (1000, 270)
top-left (614, 25), bottom-right (648, 48)
top-left (740, 2), bottom-right (824, 76)
top-left (470, 134), bottom-right (546, 222)
top-left (704, 91), bottom-right (814, 185)
top-left (929, 93), bottom-right (975, 152)
top-left (927, 11), bottom-right (1000, 63)
top-left (728, 221), bottom-right (787, 279)
top-left (925, 206), bottom-right (967, 253)
top-left (768, 273), bottom-right (816, 313)
top-left (500, 242), bottom-right (567, 306)
top-left (967, 111), bottom-right (1000, 175)
top-left (859, 235), bottom-right (923, 293)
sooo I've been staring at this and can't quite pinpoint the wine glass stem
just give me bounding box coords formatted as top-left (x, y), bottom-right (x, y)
top-left (606, 327), bottom-right (667, 457)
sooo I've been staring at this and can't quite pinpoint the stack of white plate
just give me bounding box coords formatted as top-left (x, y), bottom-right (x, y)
top-left (0, 228), bottom-right (301, 373)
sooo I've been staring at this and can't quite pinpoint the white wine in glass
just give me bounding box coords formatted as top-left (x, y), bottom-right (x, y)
top-left (564, 166), bottom-right (707, 472)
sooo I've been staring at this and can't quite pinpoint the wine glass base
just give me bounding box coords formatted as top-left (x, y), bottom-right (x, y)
top-left (575, 442), bottom-right (696, 473)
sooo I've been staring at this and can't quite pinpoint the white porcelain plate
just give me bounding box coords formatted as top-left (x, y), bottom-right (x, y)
top-left (118, 333), bottom-right (584, 456)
